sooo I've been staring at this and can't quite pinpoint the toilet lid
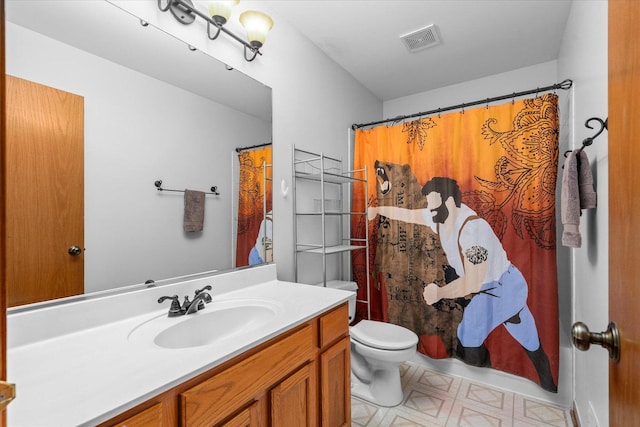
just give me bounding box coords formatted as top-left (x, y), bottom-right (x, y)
top-left (350, 320), bottom-right (418, 350)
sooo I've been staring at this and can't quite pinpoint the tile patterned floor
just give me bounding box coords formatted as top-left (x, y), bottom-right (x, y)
top-left (351, 363), bottom-right (573, 427)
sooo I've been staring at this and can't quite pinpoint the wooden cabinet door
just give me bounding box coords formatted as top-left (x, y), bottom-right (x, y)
top-left (181, 325), bottom-right (314, 426)
top-left (270, 362), bottom-right (317, 427)
top-left (111, 403), bottom-right (163, 427)
top-left (222, 400), bottom-right (262, 427)
top-left (320, 336), bottom-right (351, 427)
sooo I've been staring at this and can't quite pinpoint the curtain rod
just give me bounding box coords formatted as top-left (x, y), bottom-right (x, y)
top-left (235, 142), bottom-right (272, 153)
top-left (351, 79), bottom-right (573, 130)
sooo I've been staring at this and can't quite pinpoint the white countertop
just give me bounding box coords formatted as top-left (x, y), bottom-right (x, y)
top-left (7, 265), bottom-right (351, 426)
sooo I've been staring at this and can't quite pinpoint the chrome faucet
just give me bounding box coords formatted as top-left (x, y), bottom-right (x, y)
top-left (158, 285), bottom-right (212, 316)
top-left (185, 286), bottom-right (212, 314)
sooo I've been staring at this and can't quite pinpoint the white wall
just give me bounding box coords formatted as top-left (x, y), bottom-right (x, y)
top-left (108, 0), bottom-right (383, 284)
top-left (383, 61), bottom-right (573, 407)
top-left (557, 1), bottom-right (609, 426)
top-left (6, 23), bottom-right (271, 293)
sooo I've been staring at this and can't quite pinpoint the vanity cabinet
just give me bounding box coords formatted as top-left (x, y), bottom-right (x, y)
top-left (100, 303), bottom-right (350, 427)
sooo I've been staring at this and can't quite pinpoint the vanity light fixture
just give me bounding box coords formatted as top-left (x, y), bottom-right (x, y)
top-left (157, 0), bottom-right (274, 62)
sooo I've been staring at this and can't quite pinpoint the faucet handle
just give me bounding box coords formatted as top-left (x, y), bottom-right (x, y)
top-left (158, 295), bottom-right (182, 317)
top-left (193, 286), bottom-right (213, 311)
top-left (194, 285), bottom-right (212, 295)
top-left (181, 296), bottom-right (192, 312)
top-left (199, 293), bottom-right (213, 311)
top-left (196, 285), bottom-right (211, 310)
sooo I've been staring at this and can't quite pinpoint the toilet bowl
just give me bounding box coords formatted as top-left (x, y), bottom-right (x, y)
top-left (350, 319), bottom-right (418, 406)
top-left (327, 281), bottom-right (418, 407)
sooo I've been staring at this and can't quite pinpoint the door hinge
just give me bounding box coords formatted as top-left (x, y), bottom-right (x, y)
top-left (0, 381), bottom-right (16, 411)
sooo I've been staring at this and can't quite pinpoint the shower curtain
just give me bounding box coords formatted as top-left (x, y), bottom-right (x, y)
top-left (235, 146), bottom-right (272, 267)
top-left (352, 94), bottom-right (559, 392)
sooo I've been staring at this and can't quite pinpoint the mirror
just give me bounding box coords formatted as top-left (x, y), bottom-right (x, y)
top-left (5, 0), bottom-right (273, 308)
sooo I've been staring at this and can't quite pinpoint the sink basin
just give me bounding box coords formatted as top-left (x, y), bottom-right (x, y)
top-left (128, 298), bottom-right (281, 349)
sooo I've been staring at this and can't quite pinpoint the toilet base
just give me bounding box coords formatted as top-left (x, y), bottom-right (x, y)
top-left (351, 365), bottom-right (404, 407)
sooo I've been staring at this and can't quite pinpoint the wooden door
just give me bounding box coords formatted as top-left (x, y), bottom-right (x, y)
top-left (609, 0), bottom-right (640, 425)
top-left (0, 0), bottom-right (7, 425)
top-left (270, 361), bottom-right (317, 427)
top-left (5, 75), bottom-right (84, 306)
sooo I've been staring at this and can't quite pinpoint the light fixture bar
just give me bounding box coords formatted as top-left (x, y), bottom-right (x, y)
top-left (158, 0), bottom-right (263, 61)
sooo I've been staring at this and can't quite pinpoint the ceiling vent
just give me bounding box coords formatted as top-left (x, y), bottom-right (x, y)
top-left (400, 24), bottom-right (441, 53)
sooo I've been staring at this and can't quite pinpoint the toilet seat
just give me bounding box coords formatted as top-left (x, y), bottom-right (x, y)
top-left (350, 320), bottom-right (418, 350)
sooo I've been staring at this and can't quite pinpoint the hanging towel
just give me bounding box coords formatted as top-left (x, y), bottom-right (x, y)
top-left (577, 150), bottom-right (597, 210)
top-left (184, 189), bottom-right (205, 232)
top-left (561, 150), bottom-right (597, 247)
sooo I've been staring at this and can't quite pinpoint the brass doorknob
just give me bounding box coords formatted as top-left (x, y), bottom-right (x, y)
top-left (571, 321), bottom-right (620, 362)
top-left (68, 245), bottom-right (82, 256)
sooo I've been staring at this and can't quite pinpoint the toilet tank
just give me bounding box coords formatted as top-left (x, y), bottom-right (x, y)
top-left (322, 280), bottom-right (358, 323)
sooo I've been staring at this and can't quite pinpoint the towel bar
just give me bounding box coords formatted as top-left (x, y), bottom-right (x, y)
top-left (154, 180), bottom-right (220, 195)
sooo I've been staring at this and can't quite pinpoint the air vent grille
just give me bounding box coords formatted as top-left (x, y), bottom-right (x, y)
top-left (400, 24), bottom-right (441, 52)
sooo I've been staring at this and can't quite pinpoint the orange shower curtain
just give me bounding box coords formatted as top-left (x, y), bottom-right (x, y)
top-left (352, 94), bottom-right (559, 391)
top-left (235, 146), bottom-right (272, 267)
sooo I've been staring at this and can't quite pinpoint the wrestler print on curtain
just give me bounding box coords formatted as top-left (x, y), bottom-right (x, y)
top-left (235, 146), bottom-right (272, 267)
top-left (352, 94), bottom-right (559, 392)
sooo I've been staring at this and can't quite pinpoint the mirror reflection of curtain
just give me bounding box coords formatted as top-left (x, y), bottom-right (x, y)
top-left (236, 146), bottom-right (273, 267)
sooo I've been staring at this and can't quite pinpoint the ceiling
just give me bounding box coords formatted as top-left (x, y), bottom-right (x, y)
top-left (6, 1), bottom-right (573, 111)
top-left (264, 0), bottom-right (573, 101)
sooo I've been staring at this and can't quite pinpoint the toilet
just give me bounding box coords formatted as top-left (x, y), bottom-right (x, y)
top-left (332, 282), bottom-right (419, 407)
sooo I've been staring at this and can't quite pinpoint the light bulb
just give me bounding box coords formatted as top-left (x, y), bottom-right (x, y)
top-left (208, 0), bottom-right (239, 26)
top-left (239, 10), bottom-right (274, 48)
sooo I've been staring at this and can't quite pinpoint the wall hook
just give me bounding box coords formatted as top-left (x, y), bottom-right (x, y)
top-left (563, 116), bottom-right (608, 160)
top-left (581, 117), bottom-right (608, 148)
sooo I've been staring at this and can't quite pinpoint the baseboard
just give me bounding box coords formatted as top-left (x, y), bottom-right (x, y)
top-left (571, 400), bottom-right (581, 427)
